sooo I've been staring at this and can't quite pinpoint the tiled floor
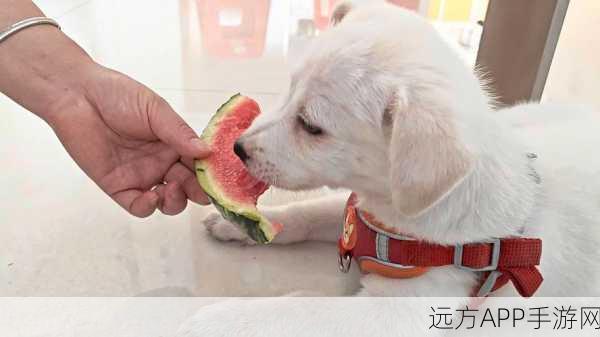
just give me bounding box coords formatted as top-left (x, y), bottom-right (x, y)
top-left (1, 1), bottom-right (598, 297)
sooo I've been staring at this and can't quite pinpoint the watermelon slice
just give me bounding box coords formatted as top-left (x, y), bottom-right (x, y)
top-left (195, 94), bottom-right (282, 244)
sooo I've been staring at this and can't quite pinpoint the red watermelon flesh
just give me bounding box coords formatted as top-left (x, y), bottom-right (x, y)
top-left (195, 94), bottom-right (282, 244)
top-left (210, 97), bottom-right (268, 203)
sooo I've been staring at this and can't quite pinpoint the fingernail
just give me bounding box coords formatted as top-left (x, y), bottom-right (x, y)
top-left (191, 138), bottom-right (211, 155)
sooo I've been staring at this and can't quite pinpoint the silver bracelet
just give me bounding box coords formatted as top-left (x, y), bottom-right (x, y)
top-left (0, 17), bottom-right (61, 44)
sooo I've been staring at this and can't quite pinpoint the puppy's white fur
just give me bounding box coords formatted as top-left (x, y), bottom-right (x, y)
top-left (179, 3), bottom-right (600, 336)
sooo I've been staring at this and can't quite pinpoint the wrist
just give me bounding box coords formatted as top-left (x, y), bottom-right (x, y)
top-left (0, 23), bottom-right (97, 126)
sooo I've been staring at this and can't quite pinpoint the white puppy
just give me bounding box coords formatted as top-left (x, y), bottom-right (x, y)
top-left (180, 2), bottom-right (600, 336)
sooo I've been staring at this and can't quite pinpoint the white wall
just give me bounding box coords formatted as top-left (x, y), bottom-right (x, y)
top-left (543, 0), bottom-right (600, 111)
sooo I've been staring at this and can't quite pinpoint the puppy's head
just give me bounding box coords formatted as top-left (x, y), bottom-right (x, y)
top-left (237, 4), bottom-right (478, 218)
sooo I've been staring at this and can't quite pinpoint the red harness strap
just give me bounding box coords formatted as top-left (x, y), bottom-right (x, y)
top-left (338, 194), bottom-right (543, 297)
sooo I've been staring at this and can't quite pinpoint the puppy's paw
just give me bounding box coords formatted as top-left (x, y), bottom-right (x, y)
top-left (203, 212), bottom-right (256, 245)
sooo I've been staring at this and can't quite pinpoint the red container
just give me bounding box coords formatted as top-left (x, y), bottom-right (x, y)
top-left (197, 0), bottom-right (270, 58)
top-left (314, 0), bottom-right (338, 31)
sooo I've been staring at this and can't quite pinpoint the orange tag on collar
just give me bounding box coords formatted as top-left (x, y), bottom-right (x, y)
top-left (341, 207), bottom-right (358, 252)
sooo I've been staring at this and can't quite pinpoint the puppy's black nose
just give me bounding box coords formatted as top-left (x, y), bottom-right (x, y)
top-left (233, 141), bottom-right (249, 162)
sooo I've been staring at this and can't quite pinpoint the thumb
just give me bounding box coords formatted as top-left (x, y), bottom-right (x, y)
top-left (148, 96), bottom-right (211, 158)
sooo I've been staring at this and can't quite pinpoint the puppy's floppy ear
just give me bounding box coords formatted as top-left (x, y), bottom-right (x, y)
top-left (330, 2), bottom-right (353, 26)
top-left (387, 92), bottom-right (474, 218)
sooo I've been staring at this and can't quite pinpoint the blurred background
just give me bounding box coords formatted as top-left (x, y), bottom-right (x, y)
top-left (1, 0), bottom-right (598, 297)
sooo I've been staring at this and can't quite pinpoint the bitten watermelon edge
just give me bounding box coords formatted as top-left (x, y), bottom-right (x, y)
top-left (195, 94), bottom-right (282, 244)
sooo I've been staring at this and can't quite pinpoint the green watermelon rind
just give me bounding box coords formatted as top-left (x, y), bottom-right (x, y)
top-left (195, 94), bottom-right (277, 244)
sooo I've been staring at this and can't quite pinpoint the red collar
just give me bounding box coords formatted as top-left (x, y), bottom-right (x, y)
top-left (338, 193), bottom-right (543, 297)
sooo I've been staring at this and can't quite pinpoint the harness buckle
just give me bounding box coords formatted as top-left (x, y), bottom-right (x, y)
top-left (476, 270), bottom-right (503, 297)
top-left (454, 239), bottom-right (501, 272)
top-left (339, 253), bottom-right (352, 273)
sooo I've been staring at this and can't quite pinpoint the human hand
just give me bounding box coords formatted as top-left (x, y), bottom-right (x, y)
top-left (0, 8), bottom-right (212, 217)
top-left (48, 65), bottom-right (212, 217)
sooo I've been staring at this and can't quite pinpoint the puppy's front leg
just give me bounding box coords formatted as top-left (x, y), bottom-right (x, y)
top-left (270, 192), bottom-right (349, 244)
top-left (203, 192), bottom-right (349, 244)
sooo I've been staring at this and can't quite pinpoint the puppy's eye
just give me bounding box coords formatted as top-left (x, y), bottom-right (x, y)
top-left (297, 115), bottom-right (323, 135)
